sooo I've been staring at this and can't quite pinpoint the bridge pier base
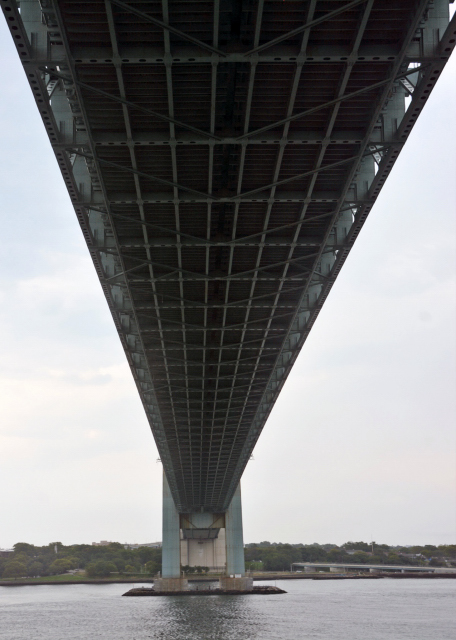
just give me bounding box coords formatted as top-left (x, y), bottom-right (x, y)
top-left (161, 474), bottom-right (251, 590)
top-left (154, 577), bottom-right (189, 592)
top-left (219, 576), bottom-right (253, 591)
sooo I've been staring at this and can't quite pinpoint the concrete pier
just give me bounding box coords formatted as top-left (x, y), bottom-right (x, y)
top-left (219, 576), bottom-right (253, 591)
top-left (161, 471), bottom-right (181, 578)
top-left (154, 577), bottom-right (189, 592)
top-left (225, 483), bottom-right (246, 577)
top-left (161, 474), bottom-right (252, 591)
top-left (180, 511), bottom-right (226, 571)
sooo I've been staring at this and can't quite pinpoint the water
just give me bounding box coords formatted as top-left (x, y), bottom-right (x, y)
top-left (0, 579), bottom-right (455, 640)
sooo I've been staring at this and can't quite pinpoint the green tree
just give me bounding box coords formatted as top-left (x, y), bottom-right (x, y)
top-left (13, 552), bottom-right (28, 565)
top-left (137, 547), bottom-right (161, 564)
top-left (49, 558), bottom-right (73, 574)
top-left (301, 546), bottom-right (327, 562)
top-left (145, 560), bottom-right (158, 575)
top-left (350, 551), bottom-right (371, 564)
top-left (342, 541), bottom-right (371, 553)
top-left (27, 562), bottom-right (44, 577)
top-left (113, 557), bottom-right (126, 572)
top-left (327, 548), bottom-right (348, 563)
top-left (13, 543), bottom-right (35, 556)
top-left (371, 554), bottom-right (386, 565)
top-left (429, 558), bottom-right (445, 567)
top-left (85, 560), bottom-right (118, 577)
top-left (66, 556), bottom-right (80, 569)
top-left (3, 561), bottom-right (27, 578)
top-left (124, 564), bottom-right (135, 574)
top-left (386, 553), bottom-right (404, 565)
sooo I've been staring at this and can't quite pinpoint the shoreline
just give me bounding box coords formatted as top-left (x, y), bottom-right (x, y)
top-left (1, 572), bottom-right (455, 587)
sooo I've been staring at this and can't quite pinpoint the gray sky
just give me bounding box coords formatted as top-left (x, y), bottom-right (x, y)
top-left (0, 18), bottom-right (455, 550)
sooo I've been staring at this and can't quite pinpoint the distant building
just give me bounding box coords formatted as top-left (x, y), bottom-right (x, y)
top-left (92, 541), bottom-right (113, 546)
top-left (0, 549), bottom-right (14, 558)
top-left (124, 542), bottom-right (162, 550)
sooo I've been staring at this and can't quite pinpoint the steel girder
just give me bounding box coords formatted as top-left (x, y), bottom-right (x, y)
top-left (2, 0), bottom-right (454, 512)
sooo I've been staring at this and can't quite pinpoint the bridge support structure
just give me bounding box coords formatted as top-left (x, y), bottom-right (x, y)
top-left (155, 471), bottom-right (186, 592)
top-left (159, 471), bottom-right (252, 592)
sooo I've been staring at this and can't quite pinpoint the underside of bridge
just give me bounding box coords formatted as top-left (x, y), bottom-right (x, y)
top-left (3, 0), bottom-right (454, 582)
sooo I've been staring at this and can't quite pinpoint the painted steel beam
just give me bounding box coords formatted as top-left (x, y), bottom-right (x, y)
top-left (3, 0), bottom-right (454, 514)
top-left (57, 43), bottom-right (406, 65)
top-left (245, 0), bottom-right (368, 55)
top-left (110, 0), bottom-right (226, 57)
top-left (235, 65), bottom-right (428, 142)
top-left (90, 130), bottom-right (368, 146)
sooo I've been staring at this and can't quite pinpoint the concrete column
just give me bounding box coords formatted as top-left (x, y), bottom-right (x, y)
top-left (219, 575), bottom-right (253, 591)
top-left (154, 577), bottom-right (188, 592)
top-left (330, 566), bottom-right (346, 573)
top-left (225, 482), bottom-right (245, 576)
top-left (161, 470), bottom-right (181, 578)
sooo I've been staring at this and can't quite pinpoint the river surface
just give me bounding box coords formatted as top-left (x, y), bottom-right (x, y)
top-left (1, 579), bottom-right (455, 639)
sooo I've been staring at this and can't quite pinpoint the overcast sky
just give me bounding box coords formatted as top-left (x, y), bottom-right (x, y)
top-left (0, 18), bottom-right (455, 550)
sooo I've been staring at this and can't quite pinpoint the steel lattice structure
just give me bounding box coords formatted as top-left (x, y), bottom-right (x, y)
top-left (2, 0), bottom-right (454, 513)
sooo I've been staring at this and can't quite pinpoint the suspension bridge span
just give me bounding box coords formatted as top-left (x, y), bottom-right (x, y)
top-left (2, 0), bottom-right (454, 590)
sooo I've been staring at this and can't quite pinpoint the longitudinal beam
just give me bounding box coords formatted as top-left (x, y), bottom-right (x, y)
top-left (2, 0), bottom-right (454, 513)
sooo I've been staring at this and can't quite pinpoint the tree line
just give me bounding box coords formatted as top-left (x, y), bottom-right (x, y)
top-left (1, 540), bottom-right (454, 579)
top-left (0, 542), bottom-right (162, 579)
top-left (244, 541), bottom-right (456, 572)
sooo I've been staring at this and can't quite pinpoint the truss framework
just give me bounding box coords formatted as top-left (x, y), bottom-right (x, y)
top-left (2, 0), bottom-right (454, 512)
